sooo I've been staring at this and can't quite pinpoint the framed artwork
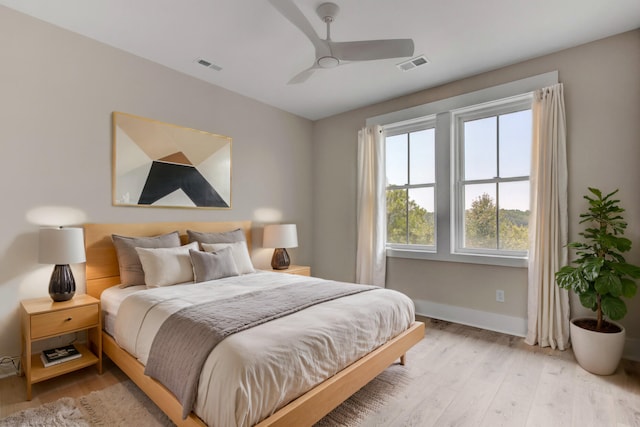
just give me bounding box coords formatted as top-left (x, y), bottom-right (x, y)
top-left (112, 112), bottom-right (231, 209)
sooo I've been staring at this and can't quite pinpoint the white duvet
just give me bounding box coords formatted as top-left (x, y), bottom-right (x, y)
top-left (107, 271), bottom-right (415, 427)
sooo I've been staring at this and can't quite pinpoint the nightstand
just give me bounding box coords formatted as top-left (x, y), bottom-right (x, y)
top-left (273, 265), bottom-right (311, 276)
top-left (21, 294), bottom-right (102, 400)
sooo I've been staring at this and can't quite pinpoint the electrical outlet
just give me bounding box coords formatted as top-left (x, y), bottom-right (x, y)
top-left (496, 289), bottom-right (505, 303)
top-left (0, 356), bottom-right (20, 378)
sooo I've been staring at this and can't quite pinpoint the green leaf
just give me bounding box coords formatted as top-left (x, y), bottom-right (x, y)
top-left (611, 262), bottom-right (640, 279)
top-left (556, 266), bottom-right (590, 293)
top-left (588, 187), bottom-right (602, 199)
top-left (609, 252), bottom-right (626, 263)
top-left (595, 271), bottom-right (622, 297)
top-left (581, 257), bottom-right (603, 281)
top-left (601, 295), bottom-right (627, 320)
top-left (621, 278), bottom-right (638, 298)
top-left (614, 237), bottom-right (632, 253)
top-left (567, 242), bottom-right (588, 250)
top-left (603, 188), bottom-right (620, 200)
top-left (579, 290), bottom-right (598, 311)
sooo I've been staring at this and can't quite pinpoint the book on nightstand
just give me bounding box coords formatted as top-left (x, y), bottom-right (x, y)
top-left (40, 344), bottom-right (81, 368)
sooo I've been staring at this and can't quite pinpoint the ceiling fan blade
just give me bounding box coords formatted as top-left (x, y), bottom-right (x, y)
top-left (330, 39), bottom-right (415, 61)
top-left (269, 0), bottom-right (325, 53)
top-left (287, 65), bottom-right (318, 85)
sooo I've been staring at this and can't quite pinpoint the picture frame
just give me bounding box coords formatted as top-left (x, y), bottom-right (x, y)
top-left (112, 112), bottom-right (232, 209)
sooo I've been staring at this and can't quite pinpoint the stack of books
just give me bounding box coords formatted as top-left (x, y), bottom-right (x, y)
top-left (40, 344), bottom-right (81, 368)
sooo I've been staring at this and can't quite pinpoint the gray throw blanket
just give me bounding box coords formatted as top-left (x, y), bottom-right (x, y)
top-left (144, 280), bottom-right (377, 419)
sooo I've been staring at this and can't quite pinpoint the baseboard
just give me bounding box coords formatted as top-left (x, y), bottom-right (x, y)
top-left (414, 299), bottom-right (640, 362)
top-left (414, 299), bottom-right (527, 337)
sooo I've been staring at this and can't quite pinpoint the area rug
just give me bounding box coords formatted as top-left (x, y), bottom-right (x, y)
top-left (0, 357), bottom-right (415, 427)
top-left (0, 397), bottom-right (86, 427)
top-left (0, 380), bottom-right (172, 427)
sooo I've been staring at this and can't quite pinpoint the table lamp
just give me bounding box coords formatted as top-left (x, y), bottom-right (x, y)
top-left (263, 224), bottom-right (298, 270)
top-left (39, 227), bottom-right (86, 302)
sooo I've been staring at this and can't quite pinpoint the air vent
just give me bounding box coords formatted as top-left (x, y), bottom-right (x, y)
top-left (396, 55), bottom-right (429, 72)
top-left (194, 57), bottom-right (222, 71)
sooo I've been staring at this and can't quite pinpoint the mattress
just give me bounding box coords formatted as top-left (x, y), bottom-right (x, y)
top-left (102, 271), bottom-right (415, 427)
top-left (101, 284), bottom-right (145, 335)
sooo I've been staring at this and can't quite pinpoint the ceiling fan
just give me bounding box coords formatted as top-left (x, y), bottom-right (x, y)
top-left (269, 0), bottom-right (415, 84)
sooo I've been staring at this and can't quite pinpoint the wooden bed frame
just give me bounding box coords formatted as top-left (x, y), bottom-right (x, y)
top-left (84, 221), bottom-right (425, 427)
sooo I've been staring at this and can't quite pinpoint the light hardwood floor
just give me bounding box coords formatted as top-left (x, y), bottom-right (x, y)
top-left (1, 318), bottom-right (639, 426)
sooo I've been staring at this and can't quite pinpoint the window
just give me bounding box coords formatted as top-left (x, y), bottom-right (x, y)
top-left (385, 119), bottom-right (436, 251)
top-left (382, 95), bottom-right (533, 266)
top-left (452, 96), bottom-right (533, 257)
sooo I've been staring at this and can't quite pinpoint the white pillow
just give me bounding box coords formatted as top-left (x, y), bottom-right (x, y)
top-left (135, 242), bottom-right (199, 287)
top-left (201, 241), bottom-right (255, 274)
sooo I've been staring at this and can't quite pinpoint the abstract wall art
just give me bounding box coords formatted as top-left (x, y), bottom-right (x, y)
top-left (112, 112), bottom-right (231, 209)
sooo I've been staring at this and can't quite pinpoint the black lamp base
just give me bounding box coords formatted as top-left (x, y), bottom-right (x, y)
top-left (271, 248), bottom-right (291, 270)
top-left (49, 264), bottom-right (76, 302)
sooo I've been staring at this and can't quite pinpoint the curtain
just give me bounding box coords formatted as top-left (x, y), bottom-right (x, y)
top-left (525, 83), bottom-right (570, 349)
top-left (356, 125), bottom-right (386, 287)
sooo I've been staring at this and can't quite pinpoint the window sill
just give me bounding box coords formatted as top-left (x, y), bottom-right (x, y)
top-left (386, 248), bottom-right (527, 268)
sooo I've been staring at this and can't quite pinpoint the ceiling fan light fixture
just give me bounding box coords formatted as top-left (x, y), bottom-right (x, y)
top-left (318, 56), bottom-right (340, 68)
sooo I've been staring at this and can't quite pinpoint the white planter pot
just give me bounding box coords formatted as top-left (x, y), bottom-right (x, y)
top-left (570, 317), bottom-right (625, 375)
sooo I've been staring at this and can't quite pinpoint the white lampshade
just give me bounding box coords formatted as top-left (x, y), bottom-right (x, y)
top-left (39, 227), bottom-right (86, 265)
top-left (263, 224), bottom-right (298, 249)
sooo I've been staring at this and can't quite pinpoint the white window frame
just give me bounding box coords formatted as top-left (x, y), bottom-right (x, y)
top-left (451, 94), bottom-right (533, 259)
top-left (384, 116), bottom-right (437, 253)
top-left (368, 72), bottom-right (558, 267)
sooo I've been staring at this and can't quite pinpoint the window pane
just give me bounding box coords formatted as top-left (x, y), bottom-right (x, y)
top-left (499, 110), bottom-right (532, 178)
top-left (408, 187), bottom-right (435, 245)
top-left (386, 134), bottom-right (407, 186)
top-left (464, 183), bottom-right (497, 249)
top-left (386, 189), bottom-right (407, 244)
top-left (409, 129), bottom-right (435, 184)
top-left (498, 181), bottom-right (529, 251)
top-left (464, 117), bottom-right (496, 180)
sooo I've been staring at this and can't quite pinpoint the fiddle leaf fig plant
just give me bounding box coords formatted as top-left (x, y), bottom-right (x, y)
top-left (555, 188), bottom-right (640, 332)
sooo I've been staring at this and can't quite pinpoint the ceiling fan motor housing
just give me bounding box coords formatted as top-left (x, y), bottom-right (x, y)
top-left (316, 2), bottom-right (339, 22)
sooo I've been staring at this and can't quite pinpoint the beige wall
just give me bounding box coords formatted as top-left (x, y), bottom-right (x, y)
top-left (313, 30), bottom-right (640, 353)
top-left (0, 7), bottom-right (313, 358)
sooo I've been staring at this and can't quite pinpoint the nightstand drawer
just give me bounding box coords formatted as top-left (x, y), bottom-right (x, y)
top-left (31, 305), bottom-right (98, 339)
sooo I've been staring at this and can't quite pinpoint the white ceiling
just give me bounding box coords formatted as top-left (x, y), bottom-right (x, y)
top-left (2, 0), bottom-right (639, 120)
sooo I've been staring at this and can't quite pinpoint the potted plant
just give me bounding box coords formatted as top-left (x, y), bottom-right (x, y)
top-left (556, 188), bottom-right (640, 375)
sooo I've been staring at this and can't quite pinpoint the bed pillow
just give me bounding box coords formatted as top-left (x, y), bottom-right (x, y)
top-left (112, 231), bottom-right (181, 286)
top-left (187, 228), bottom-right (246, 246)
top-left (201, 241), bottom-right (255, 274)
top-left (189, 248), bottom-right (239, 283)
top-left (135, 242), bottom-right (199, 288)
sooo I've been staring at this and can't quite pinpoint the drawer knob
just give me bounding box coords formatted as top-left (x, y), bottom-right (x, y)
top-left (65, 317), bottom-right (72, 322)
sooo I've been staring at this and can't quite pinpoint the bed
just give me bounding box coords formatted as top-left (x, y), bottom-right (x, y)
top-left (84, 221), bottom-right (425, 427)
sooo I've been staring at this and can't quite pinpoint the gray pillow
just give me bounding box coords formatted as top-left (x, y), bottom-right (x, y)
top-left (112, 231), bottom-right (181, 286)
top-left (189, 248), bottom-right (239, 283)
top-left (187, 228), bottom-right (245, 246)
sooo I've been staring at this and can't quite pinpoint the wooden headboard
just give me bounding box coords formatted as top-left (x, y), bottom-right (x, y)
top-left (84, 221), bottom-right (252, 299)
